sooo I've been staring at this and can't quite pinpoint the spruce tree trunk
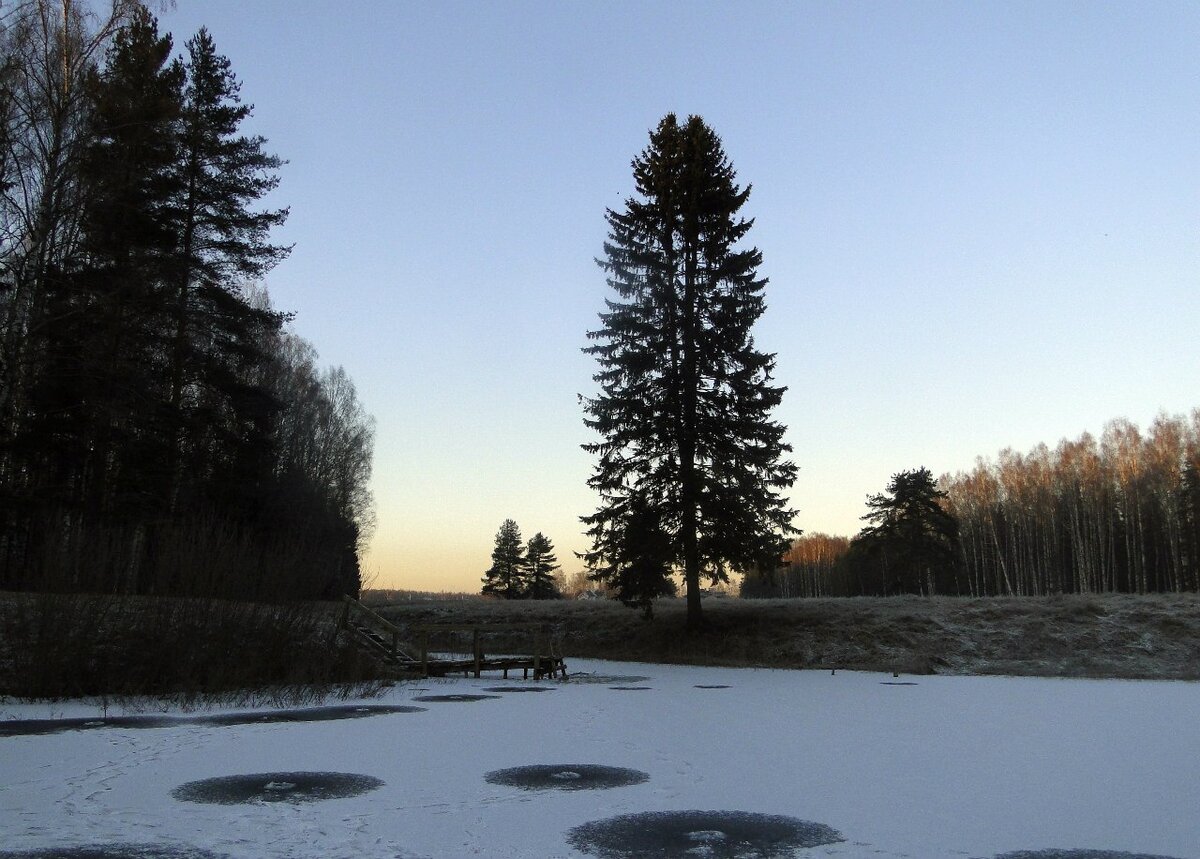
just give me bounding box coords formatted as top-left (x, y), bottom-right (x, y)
top-left (681, 242), bottom-right (702, 630)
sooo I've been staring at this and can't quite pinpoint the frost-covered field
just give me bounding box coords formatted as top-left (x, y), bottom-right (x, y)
top-left (2, 660), bottom-right (1197, 859)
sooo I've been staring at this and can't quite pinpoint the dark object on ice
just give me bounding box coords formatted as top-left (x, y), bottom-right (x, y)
top-left (694, 684), bottom-right (731, 689)
top-left (0, 705), bottom-right (425, 737)
top-left (171, 771), bottom-right (383, 805)
top-left (608, 686), bottom-right (652, 691)
top-left (485, 764), bottom-right (649, 791)
top-left (879, 681), bottom-right (919, 686)
top-left (993, 851), bottom-right (1185, 859)
top-left (481, 686), bottom-right (556, 693)
top-left (0, 845), bottom-right (229, 859)
top-left (567, 810), bottom-right (844, 858)
top-left (410, 693), bottom-right (501, 703)
top-left (567, 674), bottom-right (650, 684)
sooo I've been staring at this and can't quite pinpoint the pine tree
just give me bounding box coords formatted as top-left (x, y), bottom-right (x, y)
top-left (482, 519), bottom-right (527, 599)
top-left (525, 532), bottom-right (561, 599)
top-left (582, 114), bottom-right (796, 628)
top-left (851, 467), bottom-right (960, 595)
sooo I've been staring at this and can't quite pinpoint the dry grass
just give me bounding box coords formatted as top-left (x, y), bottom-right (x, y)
top-left (0, 593), bottom-right (384, 703)
top-left (371, 593), bottom-right (1200, 680)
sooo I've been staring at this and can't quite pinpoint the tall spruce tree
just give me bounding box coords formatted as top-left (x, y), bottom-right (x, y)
top-left (72, 7), bottom-right (183, 521)
top-left (525, 532), bottom-right (561, 599)
top-left (165, 27), bottom-right (289, 512)
top-left (482, 518), bottom-right (527, 599)
top-left (582, 114), bottom-right (797, 628)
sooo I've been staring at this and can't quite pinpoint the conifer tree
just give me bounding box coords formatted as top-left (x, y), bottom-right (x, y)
top-left (165, 27), bottom-right (289, 510)
top-left (586, 493), bottom-right (676, 618)
top-left (482, 519), bottom-right (527, 599)
top-left (70, 7), bottom-right (183, 520)
top-left (850, 467), bottom-right (960, 595)
top-left (525, 532), bottom-right (561, 600)
top-left (582, 114), bottom-right (797, 628)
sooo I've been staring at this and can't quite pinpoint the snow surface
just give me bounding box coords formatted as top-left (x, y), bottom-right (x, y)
top-left (2, 660), bottom-right (1198, 858)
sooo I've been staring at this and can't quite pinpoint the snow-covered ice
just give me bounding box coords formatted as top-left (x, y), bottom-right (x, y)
top-left (1, 659), bottom-right (1197, 858)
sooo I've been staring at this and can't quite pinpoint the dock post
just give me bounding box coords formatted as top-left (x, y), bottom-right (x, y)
top-left (473, 628), bottom-right (481, 678)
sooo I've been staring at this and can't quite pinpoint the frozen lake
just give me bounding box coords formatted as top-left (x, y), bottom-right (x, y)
top-left (2, 659), bottom-right (1197, 858)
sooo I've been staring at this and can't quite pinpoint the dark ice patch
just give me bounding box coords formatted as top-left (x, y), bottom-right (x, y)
top-left (879, 681), bottom-right (919, 686)
top-left (198, 704), bottom-right (425, 726)
top-left (0, 705), bottom-right (424, 737)
top-left (609, 686), bottom-right (652, 691)
top-left (994, 851), bottom-right (1185, 859)
top-left (481, 686), bottom-right (557, 693)
top-left (0, 845), bottom-right (228, 859)
top-left (410, 694), bottom-right (500, 703)
top-left (171, 771), bottom-right (383, 805)
top-left (567, 674), bottom-right (651, 685)
top-left (0, 716), bottom-right (181, 737)
top-left (694, 685), bottom-right (731, 689)
top-left (485, 764), bottom-right (649, 791)
top-left (567, 810), bottom-right (844, 858)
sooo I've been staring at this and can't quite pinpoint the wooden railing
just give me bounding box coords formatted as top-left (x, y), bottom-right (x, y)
top-left (335, 594), bottom-right (417, 663)
top-left (410, 622), bottom-right (564, 679)
top-left (334, 597), bottom-right (566, 679)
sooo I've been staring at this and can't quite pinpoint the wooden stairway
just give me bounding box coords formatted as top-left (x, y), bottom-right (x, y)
top-left (332, 596), bottom-right (567, 681)
top-left (333, 596), bottom-right (421, 676)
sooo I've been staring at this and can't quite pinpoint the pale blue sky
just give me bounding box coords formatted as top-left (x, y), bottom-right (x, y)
top-left (158, 1), bottom-right (1198, 592)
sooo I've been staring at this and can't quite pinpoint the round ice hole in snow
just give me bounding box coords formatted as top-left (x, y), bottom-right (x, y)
top-left (171, 771), bottom-right (383, 805)
top-left (993, 851), bottom-right (1187, 859)
top-left (694, 685), bottom-right (731, 689)
top-left (608, 686), bottom-right (652, 691)
top-left (411, 694), bottom-right (500, 703)
top-left (567, 810), bottom-right (844, 858)
top-left (0, 847), bottom-right (228, 859)
top-left (485, 764), bottom-right (649, 791)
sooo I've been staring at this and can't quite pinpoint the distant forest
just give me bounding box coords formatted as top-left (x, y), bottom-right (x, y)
top-left (0, 3), bottom-right (373, 599)
top-left (745, 412), bottom-right (1200, 599)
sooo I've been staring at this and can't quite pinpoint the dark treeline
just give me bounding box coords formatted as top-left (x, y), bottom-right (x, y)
top-left (743, 413), bottom-right (1200, 598)
top-left (0, 2), bottom-right (373, 600)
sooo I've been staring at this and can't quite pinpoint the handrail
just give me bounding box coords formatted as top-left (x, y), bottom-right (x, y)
top-left (339, 595), bottom-right (416, 662)
top-left (342, 594), bottom-right (405, 637)
top-left (337, 599), bottom-right (566, 679)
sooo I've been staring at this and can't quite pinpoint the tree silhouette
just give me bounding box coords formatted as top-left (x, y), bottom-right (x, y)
top-left (850, 467), bottom-right (960, 595)
top-left (582, 114), bottom-right (796, 629)
top-left (525, 532), bottom-right (561, 600)
top-left (587, 494), bottom-right (676, 619)
top-left (482, 519), bottom-right (527, 599)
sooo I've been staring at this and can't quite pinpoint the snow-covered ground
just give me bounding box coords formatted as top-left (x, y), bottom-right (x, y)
top-left (2, 660), bottom-right (1197, 858)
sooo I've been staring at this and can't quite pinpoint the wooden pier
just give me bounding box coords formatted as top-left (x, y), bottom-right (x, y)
top-left (334, 596), bottom-right (567, 680)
